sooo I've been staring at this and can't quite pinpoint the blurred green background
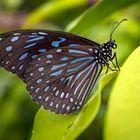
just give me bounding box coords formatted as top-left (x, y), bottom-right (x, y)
top-left (0, 0), bottom-right (140, 140)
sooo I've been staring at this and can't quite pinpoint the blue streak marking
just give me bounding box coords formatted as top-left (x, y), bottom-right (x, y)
top-left (38, 32), bottom-right (48, 35)
top-left (75, 62), bottom-right (96, 80)
top-left (51, 37), bottom-right (66, 47)
top-left (60, 57), bottom-right (69, 61)
top-left (13, 33), bottom-right (21, 35)
top-left (69, 44), bottom-right (78, 47)
top-left (26, 36), bottom-right (45, 43)
top-left (67, 60), bottom-right (92, 73)
top-left (51, 63), bottom-right (67, 70)
top-left (65, 75), bottom-right (73, 82)
top-left (71, 57), bottom-right (93, 64)
top-left (38, 49), bottom-right (47, 53)
top-left (31, 33), bottom-right (37, 35)
top-left (69, 49), bottom-right (89, 55)
top-left (24, 43), bottom-right (37, 48)
top-left (28, 35), bottom-right (38, 38)
top-left (50, 69), bottom-right (63, 76)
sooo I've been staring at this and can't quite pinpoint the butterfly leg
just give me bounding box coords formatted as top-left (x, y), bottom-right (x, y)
top-left (111, 52), bottom-right (120, 70)
top-left (107, 64), bottom-right (117, 71)
top-left (110, 60), bottom-right (117, 68)
top-left (105, 66), bottom-right (109, 74)
top-left (102, 57), bottom-right (117, 73)
top-left (105, 62), bottom-right (117, 74)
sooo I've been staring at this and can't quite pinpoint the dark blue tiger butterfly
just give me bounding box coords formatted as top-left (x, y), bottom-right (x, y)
top-left (0, 19), bottom-right (126, 114)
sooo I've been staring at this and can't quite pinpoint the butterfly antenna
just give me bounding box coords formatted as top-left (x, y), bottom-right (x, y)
top-left (110, 19), bottom-right (127, 40)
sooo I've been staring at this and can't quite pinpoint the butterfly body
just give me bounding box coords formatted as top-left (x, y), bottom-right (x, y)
top-left (0, 29), bottom-right (119, 114)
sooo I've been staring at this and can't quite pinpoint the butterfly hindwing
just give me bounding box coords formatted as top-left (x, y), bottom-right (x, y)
top-left (0, 30), bottom-right (99, 80)
top-left (25, 45), bottom-right (102, 114)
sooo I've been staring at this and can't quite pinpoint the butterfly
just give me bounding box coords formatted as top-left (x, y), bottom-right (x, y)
top-left (0, 19), bottom-right (126, 114)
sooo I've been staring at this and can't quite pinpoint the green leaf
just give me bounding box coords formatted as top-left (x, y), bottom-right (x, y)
top-left (31, 71), bottom-right (117, 140)
top-left (23, 0), bottom-right (87, 28)
top-left (104, 46), bottom-right (140, 140)
top-left (66, 0), bottom-right (140, 34)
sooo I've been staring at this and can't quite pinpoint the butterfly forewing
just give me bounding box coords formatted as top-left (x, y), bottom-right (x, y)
top-left (25, 45), bottom-right (102, 114)
top-left (0, 29), bottom-right (103, 114)
top-left (0, 30), bottom-right (99, 80)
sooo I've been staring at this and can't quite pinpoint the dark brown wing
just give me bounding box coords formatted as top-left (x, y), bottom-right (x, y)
top-left (25, 45), bottom-right (102, 114)
top-left (0, 29), bottom-right (99, 81)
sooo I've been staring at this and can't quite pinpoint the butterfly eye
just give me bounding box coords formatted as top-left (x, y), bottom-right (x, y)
top-left (109, 39), bottom-right (117, 49)
top-left (112, 44), bottom-right (117, 49)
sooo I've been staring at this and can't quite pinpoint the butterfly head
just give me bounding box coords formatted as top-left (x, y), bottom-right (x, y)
top-left (108, 39), bottom-right (117, 49)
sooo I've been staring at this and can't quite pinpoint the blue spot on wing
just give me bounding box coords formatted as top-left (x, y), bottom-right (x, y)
top-left (51, 37), bottom-right (66, 47)
top-left (19, 52), bottom-right (28, 60)
top-left (31, 55), bottom-right (38, 59)
top-left (38, 49), bottom-right (47, 53)
top-left (6, 46), bottom-right (13, 51)
top-left (60, 78), bottom-right (65, 81)
top-left (44, 86), bottom-right (49, 92)
top-left (11, 36), bottom-right (19, 42)
top-left (60, 57), bottom-right (69, 61)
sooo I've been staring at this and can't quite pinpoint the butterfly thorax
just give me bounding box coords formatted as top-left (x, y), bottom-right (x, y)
top-left (94, 39), bottom-right (117, 66)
